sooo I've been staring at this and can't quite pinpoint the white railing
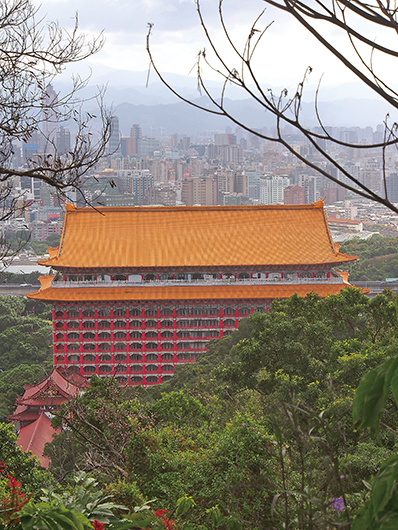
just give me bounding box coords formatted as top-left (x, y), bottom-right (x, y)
top-left (52, 275), bottom-right (344, 289)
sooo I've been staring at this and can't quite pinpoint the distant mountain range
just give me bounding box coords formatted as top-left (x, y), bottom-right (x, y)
top-left (55, 66), bottom-right (398, 136)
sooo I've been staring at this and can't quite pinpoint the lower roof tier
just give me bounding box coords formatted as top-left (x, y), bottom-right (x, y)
top-left (27, 280), bottom-right (356, 303)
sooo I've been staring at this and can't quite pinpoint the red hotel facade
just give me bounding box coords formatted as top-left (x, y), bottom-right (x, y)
top-left (27, 202), bottom-right (358, 386)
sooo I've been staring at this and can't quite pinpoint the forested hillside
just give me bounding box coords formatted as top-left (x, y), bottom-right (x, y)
top-left (340, 234), bottom-right (398, 280)
top-left (2, 288), bottom-right (398, 528)
top-left (0, 297), bottom-right (52, 420)
top-left (34, 288), bottom-right (398, 528)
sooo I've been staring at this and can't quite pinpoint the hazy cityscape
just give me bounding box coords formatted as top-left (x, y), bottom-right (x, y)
top-left (2, 92), bottom-right (398, 249)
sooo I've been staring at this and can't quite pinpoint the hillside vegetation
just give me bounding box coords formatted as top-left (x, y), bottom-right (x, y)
top-left (340, 234), bottom-right (398, 280)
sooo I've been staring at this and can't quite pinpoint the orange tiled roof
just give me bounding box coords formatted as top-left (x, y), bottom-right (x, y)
top-left (38, 203), bottom-right (357, 269)
top-left (27, 281), bottom-right (354, 302)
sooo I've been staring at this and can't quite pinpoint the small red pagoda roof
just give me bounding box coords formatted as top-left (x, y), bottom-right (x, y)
top-left (18, 412), bottom-right (60, 469)
top-left (15, 367), bottom-right (88, 406)
top-left (27, 280), bottom-right (356, 302)
top-left (37, 202), bottom-right (357, 269)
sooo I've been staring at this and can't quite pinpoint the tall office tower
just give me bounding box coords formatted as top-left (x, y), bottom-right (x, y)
top-left (132, 170), bottom-right (154, 205)
top-left (259, 176), bottom-right (290, 204)
top-left (130, 124), bottom-right (142, 141)
top-left (56, 127), bottom-right (71, 155)
top-left (386, 173), bottom-right (398, 203)
top-left (109, 116), bottom-right (121, 155)
top-left (170, 133), bottom-right (178, 148)
top-left (41, 84), bottom-right (58, 154)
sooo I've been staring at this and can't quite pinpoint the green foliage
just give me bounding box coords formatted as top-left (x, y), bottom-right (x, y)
top-left (0, 365), bottom-right (47, 421)
top-left (40, 472), bottom-right (127, 523)
top-left (0, 423), bottom-right (50, 495)
top-left (16, 503), bottom-right (92, 530)
top-left (45, 288), bottom-right (398, 529)
top-left (340, 235), bottom-right (398, 280)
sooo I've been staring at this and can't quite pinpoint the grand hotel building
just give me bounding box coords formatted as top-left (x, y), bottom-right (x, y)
top-left (28, 202), bottom-right (358, 386)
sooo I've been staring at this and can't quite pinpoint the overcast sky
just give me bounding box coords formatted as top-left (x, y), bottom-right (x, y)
top-left (36, 0), bottom-right (398, 99)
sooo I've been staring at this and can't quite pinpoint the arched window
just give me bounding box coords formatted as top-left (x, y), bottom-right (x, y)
top-left (98, 331), bottom-right (111, 339)
top-left (130, 331), bottom-right (142, 338)
top-left (161, 365), bottom-right (174, 372)
top-left (67, 332), bottom-right (79, 340)
top-left (145, 331), bottom-right (158, 339)
top-left (161, 308), bottom-right (173, 316)
top-left (82, 310), bottom-right (95, 317)
top-left (114, 320), bottom-right (125, 329)
top-left (83, 332), bottom-right (95, 339)
top-left (82, 321), bottom-right (95, 329)
top-left (56, 321), bottom-right (64, 329)
top-left (145, 353), bottom-right (158, 361)
top-left (130, 320), bottom-right (142, 328)
top-left (145, 320), bottom-right (157, 328)
top-left (239, 307), bottom-right (250, 315)
top-left (98, 309), bottom-right (110, 317)
top-left (114, 343), bottom-right (126, 351)
top-left (83, 365), bottom-right (96, 373)
top-left (224, 319), bottom-right (235, 327)
top-left (98, 320), bottom-right (110, 328)
top-left (161, 353), bottom-right (174, 361)
top-left (130, 364), bottom-right (143, 371)
top-left (160, 320), bottom-right (173, 327)
top-left (146, 375), bottom-right (158, 383)
top-left (67, 321), bottom-right (79, 329)
top-left (145, 309), bottom-right (158, 317)
top-left (130, 375), bottom-right (143, 383)
top-left (177, 342), bottom-right (190, 350)
top-left (67, 354), bottom-right (79, 362)
top-left (223, 307), bottom-right (235, 315)
top-left (83, 354), bottom-right (95, 362)
top-left (99, 365), bottom-right (112, 373)
top-left (130, 342), bottom-right (142, 350)
top-left (114, 331), bottom-right (126, 339)
top-left (115, 365), bottom-right (127, 373)
top-left (145, 342), bottom-right (158, 350)
top-left (98, 343), bottom-right (111, 351)
top-left (161, 342), bottom-right (174, 349)
top-left (83, 343), bottom-right (95, 351)
top-left (146, 364), bottom-right (158, 372)
top-left (67, 310), bottom-right (79, 318)
top-left (130, 354), bottom-right (142, 361)
top-left (114, 308), bottom-right (126, 316)
top-left (55, 344), bottom-right (64, 352)
top-left (99, 354), bottom-right (111, 362)
top-left (115, 353), bottom-right (127, 361)
top-left (161, 330), bottom-right (173, 338)
top-left (130, 308), bottom-right (141, 316)
top-left (56, 333), bottom-right (64, 340)
top-left (55, 310), bottom-right (64, 318)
